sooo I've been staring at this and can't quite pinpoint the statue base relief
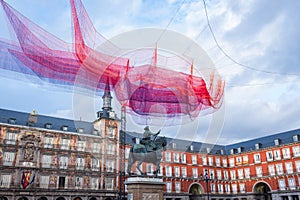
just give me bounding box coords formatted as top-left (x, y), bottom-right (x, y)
top-left (125, 177), bottom-right (165, 200)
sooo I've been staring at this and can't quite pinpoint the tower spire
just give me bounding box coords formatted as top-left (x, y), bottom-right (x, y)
top-left (102, 79), bottom-right (112, 111)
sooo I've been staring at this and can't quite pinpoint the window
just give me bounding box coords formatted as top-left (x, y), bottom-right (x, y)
top-left (76, 158), bottom-right (85, 170)
top-left (216, 170), bottom-right (222, 180)
top-left (146, 164), bottom-right (153, 175)
top-left (75, 177), bottom-right (83, 189)
top-left (202, 156), bottom-right (207, 165)
top-left (229, 158), bottom-right (235, 167)
top-left (165, 152), bottom-right (171, 162)
top-left (90, 177), bottom-right (99, 190)
top-left (244, 168), bottom-right (250, 178)
top-left (175, 182), bottom-right (181, 193)
top-left (174, 153), bottom-right (180, 163)
top-left (172, 143), bottom-right (176, 149)
top-left (211, 184), bottom-right (216, 193)
top-left (266, 151), bottom-right (273, 161)
top-left (5, 132), bottom-right (17, 145)
top-left (223, 170), bottom-right (228, 180)
top-left (293, 135), bottom-right (299, 142)
top-left (230, 170), bottom-right (236, 180)
top-left (3, 152), bottom-right (15, 166)
top-left (288, 178), bottom-right (296, 190)
top-left (295, 160), bottom-right (300, 172)
top-left (107, 127), bottom-right (115, 138)
top-left (182, 167), bottom-right (187, 177)
top-left (232, 184), bottom-right (237, 193)
top-left (192, 168), bottom-right (198, 178)
top-left (174, 166), bottom-right (180, 177)
top-left (268, 165), bottom-right (275, 176)
top-left (222, 158), bottom-right (227, 167)
top-left (274, 150), bottom-right (281, 160)
top-left (91, 158), bottom-right (100, 171)
top-left (276, 163), bottom-right (284, 175)
top-left (209, 169), bottom-right (215, 178)
top-left (225, 184), bottom-right (230, 193)
top-left (77, 140), bottom-right (86, 151)
top-left (208, 157), bottom-right (213, 166)
top-left (254, 153), bottom-right (261, 163)
top-left (230, 148), bottom-right (236, 155)
top-left (192, 155), bottom-right (197, 165)
top-left (256, 166), bottom-right (262, 177)
top-left (206, 147), bottom-right (211, 153)
top-left (239, 183), bottom-right (245, 193)
top-left (42, 155), bottom-right (52, 168)
top-left (190, 145), bottom-right (194, 151)
top-left (61, 125), bottom-right (68, 131)
top-left (238, 169), bottom-right (244, 179)
top-left (59, 156), bottom-right (68, 169)
top-left (218, 184), bottom-right (223, 193)
top-left (106, 160), bottom-right (114, 172)
top-left (243, 155), bottom-right (248, 164)
top-left (282, 148), bottom-right (290, 159)
top-left (236, 156), bottom-right (242, 165)
top-left (293, 146), bottom-right (300, 157)
top-left (285, 162), bottom-right (293, 174)
top-left (166, 182), bottom-right (172, 193)
top-left (8, 118), bottom-right (16, 124)
top-left (44, 136), bottom-right (54, 148)
top-left (40, 175), bottom-right (49, 189)
top-left (45, 123), bottom-right (52, 129)
top-left (278, 179), bottom-right (286, 190)
top-left (274, 139), bottom-right (280, 145)
top-left (255, 143), bottom-right (261, 150)
top-left (181, 154), bottom-right (186, 163)
top-left (215, 157), bottom-right (220, 166)
top-left (158, 166), bottom-right (163, 176)
top-left (92, 143), bottom-right (100, 153)
top-left (0, 174), bottom-right (11, 188)
top-left (105, 178), bottom-right (114, 190)
top-left (107, 143), bottom-right (115, 155)
top-left (166, 166), bottom-right (172, 177)
top-left (60, 138), bottom-right (70, 150)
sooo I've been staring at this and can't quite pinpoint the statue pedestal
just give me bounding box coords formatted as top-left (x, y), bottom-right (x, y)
top-left (125, 177), bottom-right (165, 200)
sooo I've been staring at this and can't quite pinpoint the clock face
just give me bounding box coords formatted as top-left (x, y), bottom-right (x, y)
top-left (109, 112), bottom-right (115, 119)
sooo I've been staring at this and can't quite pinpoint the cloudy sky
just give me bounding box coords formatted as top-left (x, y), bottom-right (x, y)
top-left (0, 0), bottom-right (300, 145)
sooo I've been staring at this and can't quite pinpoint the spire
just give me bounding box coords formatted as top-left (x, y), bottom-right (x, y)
top-left (102, 79), bottom-right (112, 111)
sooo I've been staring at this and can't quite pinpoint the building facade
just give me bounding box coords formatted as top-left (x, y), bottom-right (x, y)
top-left (0, 91), bottom-right (300, 200)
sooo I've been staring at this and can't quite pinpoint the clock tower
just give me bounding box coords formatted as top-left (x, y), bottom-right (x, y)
top-left (97, 80), bottom-right (116, 119)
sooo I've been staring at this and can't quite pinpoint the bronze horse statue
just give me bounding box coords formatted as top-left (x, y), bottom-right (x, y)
top-left (127, 136), bottom-right (167, 176)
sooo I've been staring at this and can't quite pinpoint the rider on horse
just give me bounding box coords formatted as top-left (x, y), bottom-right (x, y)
top-left (140, 126), bottom-right (160, 152)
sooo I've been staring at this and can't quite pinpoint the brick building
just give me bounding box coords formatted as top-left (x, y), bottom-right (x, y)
top-left (0, 88), bottom-right (300, 200)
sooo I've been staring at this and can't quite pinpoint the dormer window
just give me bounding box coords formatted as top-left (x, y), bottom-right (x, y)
top-left (190, 145), bottom-right (194, 151)
top-left (293, 135), bottom-right (299, 142)
top-left (255, 143), bottom-right (261, 150)
top-left (8, 118), bottom-right (16, 124)
top-left (237, 147), bottom-right (244, 153)
top-left (77, 128), bottom-right (84, 133)
top-left (274, 139), bottom-right (281, 146)
top-left (206, 147), bottom-right (211, 153)
top-left (61, 126), bottom-right (68, 131)
top-left (44, 123), bottom-right (52, 129)
top-left (172, 143), bottom-right (176, 149)
top-left (230, 148), bottom-right (237, 155)
top-left (220, 149), bottom-right (224, 155)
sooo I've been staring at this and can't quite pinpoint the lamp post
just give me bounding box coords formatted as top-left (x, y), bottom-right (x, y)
top-left (200, 169), bottom-right (213, 200)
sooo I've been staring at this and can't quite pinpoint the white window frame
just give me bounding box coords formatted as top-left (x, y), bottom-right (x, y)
top-left (285, 162), bottom-right (293, 174)
top-left (293, 146), bottom-right (300, 157)
top-left (192, 155), bottom-right (197, 165)
top-left (42, 155), bottom-right (52, 168)
top-left (256, 166), bottom-right (262, 177)
top-left (268, 165), bottom-right (275, 176)
top-left (282, 148), bottom-right (291, 159)
top-left (274, 150), bottom-right (281, 160)
top-left (254, 153), bottom-right (261, 163)
top-left (3, 152), bottom-right (15, 166)
top-left (244, 168), bottom-right (250, 179)
top-left (181, 153), bottom-right (186, 163)
top-left (0, 174), bottom-right (11, 188)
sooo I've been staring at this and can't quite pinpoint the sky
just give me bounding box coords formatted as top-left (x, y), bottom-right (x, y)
top-left (0, 0), bottom-right (300, 145)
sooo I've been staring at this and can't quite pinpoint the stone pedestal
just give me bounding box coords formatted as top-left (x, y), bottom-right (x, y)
top-left (125, 177), bottom-right (165, 200)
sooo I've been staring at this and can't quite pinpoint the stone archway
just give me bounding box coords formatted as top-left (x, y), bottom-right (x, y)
top-left (74, 197), bottom-right (82, 200)
top-left (56, 197), bottom-right (66, 200)
top-left (89, 198), bottom-right (97, 200)
top-left (253, 182), bottom-right (272, 200)
top-left (0, 197), bottom-right (8, 200)
top-left (189, 183), bottom-right (203, 195)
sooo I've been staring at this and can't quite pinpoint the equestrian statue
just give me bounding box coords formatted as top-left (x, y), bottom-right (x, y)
top-left (127, 126), bottom-right (167, 176)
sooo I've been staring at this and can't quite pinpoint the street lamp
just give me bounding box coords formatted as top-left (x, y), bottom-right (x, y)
top-left (200, 169), bottom-right (214, 200)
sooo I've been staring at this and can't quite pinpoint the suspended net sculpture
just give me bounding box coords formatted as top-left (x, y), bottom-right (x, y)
top-left (0, 0), bottom-right (225, 125)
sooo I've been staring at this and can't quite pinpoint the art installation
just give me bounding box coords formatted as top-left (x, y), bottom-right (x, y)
top-left (0, 0), bottom-right (224, 125)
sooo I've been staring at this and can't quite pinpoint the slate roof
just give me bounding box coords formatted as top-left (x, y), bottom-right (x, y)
top-left (0, 108), bottom-right (95, 135)
top-left (0, 108), bottom-right (299, 155)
